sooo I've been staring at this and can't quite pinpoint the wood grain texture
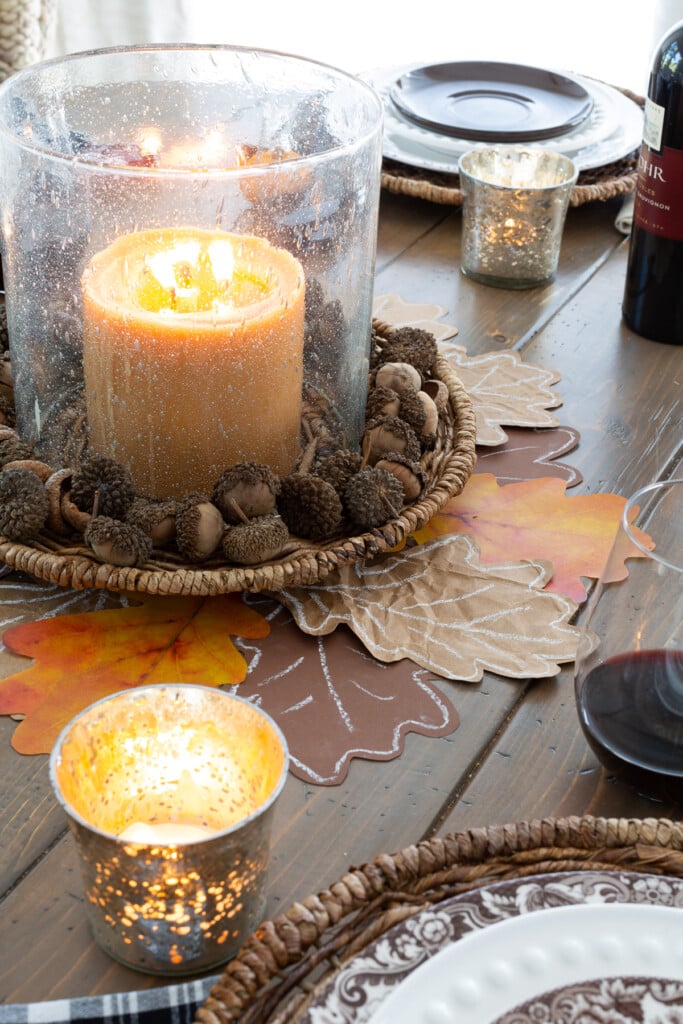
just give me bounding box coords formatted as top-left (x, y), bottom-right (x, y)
top-left (1, 186), bottom-right (681, 1005)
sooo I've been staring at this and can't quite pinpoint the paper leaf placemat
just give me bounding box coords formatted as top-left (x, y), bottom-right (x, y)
top-left (229, 597), bottom-right (458, 785)
top-left (439, 341), bottom-right (562, 446)
top-left (372, 294), bottom-right (458, 340)
top-left (277, 534), bottom-right (581, 683)
top-left (0, 594), bottom-right (269, 754)
top-left (413, 474), bottom-right (653, 604)
top-left (474, 426), bottom-right (583, 488)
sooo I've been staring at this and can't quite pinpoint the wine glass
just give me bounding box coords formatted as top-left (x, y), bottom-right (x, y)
top-left (574, 477), bottom-right (683, 800)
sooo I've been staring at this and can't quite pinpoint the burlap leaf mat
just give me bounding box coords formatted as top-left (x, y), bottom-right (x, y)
top-left (195, 815), bottom-right (683, 1024)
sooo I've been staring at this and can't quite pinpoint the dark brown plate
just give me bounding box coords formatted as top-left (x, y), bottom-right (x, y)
top-left (390, 61), bottom-right (594, 142)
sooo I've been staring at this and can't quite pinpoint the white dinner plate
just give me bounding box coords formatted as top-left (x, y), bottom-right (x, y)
top-left (362, 65), bottom-right (643, 172)
top-left (301, 869), bottom-right (683, 1024)
top-left (367, 902), bottom-right (683, 1024)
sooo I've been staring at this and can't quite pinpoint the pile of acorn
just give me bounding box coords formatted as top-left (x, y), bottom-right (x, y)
top-left (0, 325), bottom-right (450, 569)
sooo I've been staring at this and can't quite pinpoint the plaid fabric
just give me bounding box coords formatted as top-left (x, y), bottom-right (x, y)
top-left (0, 977), bottom-right (216, 1023)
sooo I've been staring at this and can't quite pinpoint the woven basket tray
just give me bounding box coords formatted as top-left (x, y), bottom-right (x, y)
top-left (196, 815), bottom-right (683, 1024)
top-left (0, 321), bottom-right (477, 595)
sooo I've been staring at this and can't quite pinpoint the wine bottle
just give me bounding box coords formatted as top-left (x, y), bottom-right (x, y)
top-left (622, 20), bottom-right (683, 344)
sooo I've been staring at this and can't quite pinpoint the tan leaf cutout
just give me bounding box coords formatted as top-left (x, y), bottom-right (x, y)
top-left (277, 534), bottom-right (581, 682)
top-left (440, 340), bottom-right (562, 446)
top-left (372, 293), bottom-right (459, 340)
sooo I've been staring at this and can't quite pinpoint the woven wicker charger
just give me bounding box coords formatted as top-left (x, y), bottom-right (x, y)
top-left (0, 320), bottom-right (477, 596)
top-left (382, 150), bottom-right (638, 207)
top-left (196, 814), bottom-right (683, 1024)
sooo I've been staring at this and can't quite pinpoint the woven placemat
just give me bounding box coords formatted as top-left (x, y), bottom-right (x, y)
top-left (196, 815), bottom-right (683, 1024)
top-left (0, 321), bottom-right (477, 595)
top-left (381, 150), bottom-right (639, 208)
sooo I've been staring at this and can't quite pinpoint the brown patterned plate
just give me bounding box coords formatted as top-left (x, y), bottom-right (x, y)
top-left (301, 870), bottom-right (683, 1024)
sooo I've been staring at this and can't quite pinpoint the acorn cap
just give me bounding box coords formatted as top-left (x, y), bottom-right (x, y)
top-left (126, 497), bottom-right (177, 546)
top-left (0, 466), bottom-right (50, 541)
top-left (71, 455), bottom-right (135, 519)
top-left (0, 434), bottom-right (34, 466)
top-left (392, 385), bottom-right (427, 435)
top-left (315, 449), bottom-right (363, 495)
top-left (365, 385), bottom-right (401, 421)
top-left (222, 514), bottom-right (290, 565)
top-left (0, 394), bottom-right (15, 428)
top-left (377, 326), bottom-right (438, 378)
top-left (212, 461), bottom-right (280, 523)
top-left (343, 466), bottom-right (406, 530)
top-left (175, 493), bottom-right (225, 562)
top-left (362, 415), bottom-right (422, 466)
top-left (375, 453), bottom-right (425, 502)
top-left (84, 516), bottom-right (153, 567)
top-left (277, 473), bottom-right (343, 541)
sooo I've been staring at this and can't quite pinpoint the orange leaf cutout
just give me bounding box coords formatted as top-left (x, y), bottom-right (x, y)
top-left (0, 594), bottom-right (270, 755)
top-left (412, 474), bottom-right (653, 603)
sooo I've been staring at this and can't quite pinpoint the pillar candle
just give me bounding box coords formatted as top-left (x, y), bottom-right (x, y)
top-left (81, 227), bottom-right (305, 499)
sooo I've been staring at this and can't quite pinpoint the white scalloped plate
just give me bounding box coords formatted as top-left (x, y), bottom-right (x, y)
top-left (362, 66), bottom-right (643, 172)
top-left (367, 902), bottom-right (683, 1024)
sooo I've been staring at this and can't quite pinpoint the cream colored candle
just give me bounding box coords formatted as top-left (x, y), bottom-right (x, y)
top-left (81, 227), bottom-right (305, 499)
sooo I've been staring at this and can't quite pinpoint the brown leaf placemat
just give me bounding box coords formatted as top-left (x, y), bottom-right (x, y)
top-left (474, 426), bottom-right (582, 487)
top-left (230, 597), bottom-right (458, 785)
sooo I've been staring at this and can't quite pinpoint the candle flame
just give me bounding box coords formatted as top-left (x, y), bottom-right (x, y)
top-left (139, 236), bottom-right (271, 315)
top-left (137, 127), bottom-right (163, 159)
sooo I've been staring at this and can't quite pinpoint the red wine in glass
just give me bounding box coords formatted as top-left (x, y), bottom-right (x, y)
top-left (577, 648), bottom-right (683, 799)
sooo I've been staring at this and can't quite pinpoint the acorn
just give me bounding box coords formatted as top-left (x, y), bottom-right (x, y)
top-left (126, 497), bottom-right (177, 547)
top-left (377, 326), bottom-right (438, 378)
top-left (362, 416), bottom-right (422, 466)
top-left (392, 385), bottom-right (427, 435)
top-left (0, 394), bottom-right (15, 427)
top-left (70, 455), bottom-right (135, 519)
top-left (222, 514), bottom-right (290, 565)
top-left (84, 516), bottom-right (153, 567)
top-left (374, 361), bottom-right (422, 394)
top-left (175, 494), bottom-right (225, 562)
top-left (344, 466), bottom-right (406, 530)
top-left (212, 462), bottom-right (280, 523)
top-left (0, 434), bottom-right (34, 467)
top-left (415, 391), bottom-right (439, 445)
top-left (315, 449), bottom-right (363, 494)
top-left (365, 385), bottom-right (401, 420)
top-left (0, 466), bottom-right (50, 542)
top-left (375, 453), bottom-right (425, 502)
top-left (277, 473), bottom-right (343, 541)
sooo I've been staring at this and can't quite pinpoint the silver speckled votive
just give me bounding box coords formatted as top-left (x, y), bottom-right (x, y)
top-left (459, 147), bottom-right (578, 289)
top-left (50, 685), bottom-right (288, 976)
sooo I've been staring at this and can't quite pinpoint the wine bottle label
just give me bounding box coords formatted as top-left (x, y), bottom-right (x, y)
top-left (634, 144), bottom-right (683, 239)
top-left (643, 97), bottom-right (665, 151)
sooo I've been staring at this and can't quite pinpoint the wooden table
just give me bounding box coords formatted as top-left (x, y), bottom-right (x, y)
top-left (1, 170), bottom-right (682, 1008)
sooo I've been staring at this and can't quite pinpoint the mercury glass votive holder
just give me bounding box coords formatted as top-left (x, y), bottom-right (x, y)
top-left (49, 684), bottom-right (288, 975)
top-left (0, 45), bottom-right (383, 499)
top-left (458, 146), bottom-right (578, 289)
